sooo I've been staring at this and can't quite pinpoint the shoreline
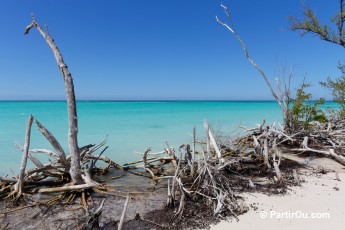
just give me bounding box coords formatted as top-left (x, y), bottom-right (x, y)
top-left (1, 153), bottom-right (344, 229)
top-left (212, 157), bottom-right (345, 230)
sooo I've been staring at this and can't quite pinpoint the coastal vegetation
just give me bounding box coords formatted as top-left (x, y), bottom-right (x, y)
top-left (320, 64), bottom-right (345, 117)
top-left (0, 1), bottom-right (344, 229)
top-left (289, 0), bottom-right (345, 118)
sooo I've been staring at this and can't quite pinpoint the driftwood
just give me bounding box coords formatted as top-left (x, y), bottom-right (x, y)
top-left (204, 119), bottom-right (224, 162)
top-left (15, 143), bottom-right (44, 169)
top-left (0, 17), bottom-right (131, 207)
top-left (152, 113), bottom-right (345, 221)
top-left (35, 120), bottom-right (68, 167)
top-left (11, 115), bottom-right (34, 198)
top-left (25, 16), bottom-right (82, 184)
top-left (2, 11), bottom-right (345, 229)
top-left (118, 194), bottom-right (130, 230)
top-left (82, 199), bottom-right (105, 230)
top-left (191, 126), bottom-right (196, 176)
top-left (166, 179), bottom-right (174, 207)
top-left (216, 5), bottom-right (289, 122)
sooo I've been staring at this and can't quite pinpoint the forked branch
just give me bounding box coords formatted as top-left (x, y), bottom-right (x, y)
top-left (216, 4), bottom-right (287, 115)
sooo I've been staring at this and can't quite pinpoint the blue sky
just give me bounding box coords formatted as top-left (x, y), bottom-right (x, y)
top-left (0, 0), bottom-right (343, 100)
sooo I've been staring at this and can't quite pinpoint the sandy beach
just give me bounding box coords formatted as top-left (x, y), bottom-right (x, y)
top-left (211, 156), bottom-right (345, 230)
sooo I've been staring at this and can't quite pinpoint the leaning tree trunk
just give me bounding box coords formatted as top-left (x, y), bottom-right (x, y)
top-left (216, 4), bottom-right (290, 126)
top-left (24, 17), bottom-right (83, 184)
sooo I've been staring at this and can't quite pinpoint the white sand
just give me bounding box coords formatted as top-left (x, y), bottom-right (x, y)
top-left (211, 156), bottom-right (345, 230)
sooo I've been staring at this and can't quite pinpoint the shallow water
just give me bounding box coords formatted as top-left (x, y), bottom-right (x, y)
top-left (0, 101), bottom-right (337, 174)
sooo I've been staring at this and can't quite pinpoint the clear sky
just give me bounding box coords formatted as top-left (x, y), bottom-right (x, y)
top-left (0, 0), bottom-right (343, 100)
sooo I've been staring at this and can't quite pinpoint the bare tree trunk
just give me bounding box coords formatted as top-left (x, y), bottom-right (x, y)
top-left (204, 120), bottom-right (224, 162)
top-left (204, 119), bottom-right (211, 157)
top-left (216, 5), bottom-right (290, 124)
top-left (14, 115), bottom-right (34, 197)
top-left (24, 17), bottom-right (82, 184)
top-left (191, 126), bottom-right (196, 176)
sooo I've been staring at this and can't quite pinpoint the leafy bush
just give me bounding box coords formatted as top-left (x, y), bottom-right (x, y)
top-left (320, 64), bottom-right (345, 117)
top-left (289, 82), bottom-right (327, 130)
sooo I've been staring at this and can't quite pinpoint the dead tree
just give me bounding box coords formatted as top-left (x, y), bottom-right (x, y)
top-left (216, 4), bottom-right (293, 131)
top-left (0, 16), bottom-right (129, 200)
top-left (24, 16), bottom-right (82, 184)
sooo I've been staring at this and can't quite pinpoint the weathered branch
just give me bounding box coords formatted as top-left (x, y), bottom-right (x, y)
top-left (329, 148), bottom-right (345, 165)
top-left (83, 199), bottom-right (105, 230)
top-left (263, 138), bottom-right (271, 168)
top-left (35, 119), bottom-right (68, 166)
top-left (38, 183), bottom-right (97, 193)
top-left (15, 143), bottom-right (44, 169)
top-left (84, 154), bottom-right (127, 171)
top-left (29, 148), bottom-right (60, 161)
top-left (25, 17), bottom-right (82, 184)
top-left (204, 119), bottom-right (224, 162)
top-left (13, 115), bottom-right (34, 198)
top-left (191, 126), bottom-right (196, 176)
top-left (118, 194), bottom-right (130, 230)
top-left (143, 148), bottom-right (152, 168)
top-left (216, 4), bottom-right (286, 114)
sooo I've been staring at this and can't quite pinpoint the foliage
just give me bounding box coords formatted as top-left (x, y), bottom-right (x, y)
top-left (290, 1), bottom-right (345, 120)
top-left (320, 63), bottom-right (345, 117)
top-left (289, 82), bottom-right (327, 130)
top-left (288, 0), bottom-right (345, 48)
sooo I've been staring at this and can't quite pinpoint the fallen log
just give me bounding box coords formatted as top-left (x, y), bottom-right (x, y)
top-left (38, 183), bottom-right (97, 194)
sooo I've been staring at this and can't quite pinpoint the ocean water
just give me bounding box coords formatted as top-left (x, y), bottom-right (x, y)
top-left (0, 101), bottom-right (337, 175)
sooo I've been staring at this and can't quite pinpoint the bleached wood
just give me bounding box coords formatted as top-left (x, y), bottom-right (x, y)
top-left (85, 154), bottom-right (126, 171)
top-left (273, 162), bottom-right (282, 181)
top-left (14, 115), bottom-right (34, 197)
top-left (191, 126), bottom-right (196, 176)
top-left (216, 4), bottom-right (289, 121)
top-left (248, 179), bottom-right (256, 189)
top-left (166, 179), bottom-right (174, 207)
top-left (15, 143), bottom-right (44, 169)
top-left (29, 148), bottom-right (60, 160)
top-left (135, 150), bottom-right (165, 155)
top-left (204, 119), bottom-right (211, 156)
top-left (25, 18), bottom-right (82, 184)
top-left (118, 194), bottom-right (130, 230)
top-left (35, 120), bottom-right (68, 166)
top-left (204, 120), bottom-right (224, 162)
top-left (263, 138), bottom-right (271, 168)
top-left (329, 149), bottom-right (345, 165)
top-left (143, 148), bottom-right (152, 168)
top-left (252, 135), bottom-right (259, 147)
top-left (216, 4), bottom-right (291, 124)
top-left (38, 183), bottom-right (96, 193)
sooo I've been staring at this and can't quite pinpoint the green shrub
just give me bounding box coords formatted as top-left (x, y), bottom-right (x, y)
top-left (320, 64), bottom-right (345, 118)
top-left (290, 82), bottom-right (327, 130)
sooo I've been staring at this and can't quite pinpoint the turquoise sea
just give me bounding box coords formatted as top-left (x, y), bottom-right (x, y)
top-left (0, 101), bottom-right (337, 175)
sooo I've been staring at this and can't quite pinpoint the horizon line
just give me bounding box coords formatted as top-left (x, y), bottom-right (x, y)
top-left (0, 99), bottom-right (335, 102)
